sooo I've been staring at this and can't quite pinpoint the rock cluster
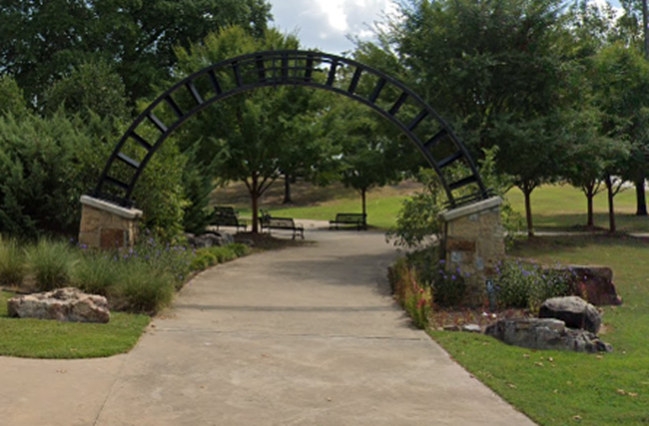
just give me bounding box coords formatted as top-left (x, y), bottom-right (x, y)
top-left (485, 296), bottom-right (612, 353)
top-left (539, 296), bottom-right (601, 333)
top-left (186, 231), bottom-right (234, 248)
top-left (8, 287), bottom-right (110, 323)
top-left (485, 318), bottom-right (612, 353)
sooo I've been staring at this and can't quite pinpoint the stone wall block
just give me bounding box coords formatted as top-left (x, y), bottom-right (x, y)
top-left (440, 197), bottom-right (506, 306)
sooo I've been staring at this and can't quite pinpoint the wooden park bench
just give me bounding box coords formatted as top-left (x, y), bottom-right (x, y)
top-left (210, 206), bottom-right (247, 232)
top-left (329, 213), bottom-right (367, 230)
top-left (261, 216), bottom-right (304, 240)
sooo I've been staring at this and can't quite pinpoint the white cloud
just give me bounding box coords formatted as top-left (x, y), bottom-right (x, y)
top-left (268, 0), bottom-right (397, 54)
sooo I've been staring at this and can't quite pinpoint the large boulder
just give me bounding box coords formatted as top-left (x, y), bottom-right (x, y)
top-left (8, 288), bottom-right (110, 323)
top-left (485, 318), bottom-right (612, 353)
top-left (186, 231), bottom-right (234, 248)
top-left (539, 296), bottom-right (601, 334)
top-left (568, 266), bottom-right (622, 306)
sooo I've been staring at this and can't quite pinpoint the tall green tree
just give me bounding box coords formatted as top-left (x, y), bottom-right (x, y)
top-left (386, 0), bottom-right (571, 236)
top-left (591, 43), bottom-right (649, 231)
top-left (174, 27), bottom-right (333, 233)
top-left (0, 0), bottom-right (272, 106)
top-left (44, 61), bottom-right (130, 123)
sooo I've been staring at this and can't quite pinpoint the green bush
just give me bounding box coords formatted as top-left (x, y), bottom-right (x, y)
top-left (211, 246), bottom-right (237, 263)
top-left (230, 243), bottom-right (251, 257)
top-left (26, 239), bottom-right (78, 291)
top-left (127, 233), bottom-right (195, 288)
top-left (73, 251), bottom-right (120, 296)
top-left (191, 251), bottom-right (217, 271)
top-left (432, 262), bottom-right (468, 307)
top-left (116, 262), bottom-right (175, 314)
top-left (0, 236), bottom-right (26, 286)
top-left (495, 260), bottom-right (573, 312)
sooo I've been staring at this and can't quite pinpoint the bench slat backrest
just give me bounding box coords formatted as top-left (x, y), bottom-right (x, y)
top-left (268, 217), bottom-right (295, 228)
top-left (335, 213), bottom-right (366, 223)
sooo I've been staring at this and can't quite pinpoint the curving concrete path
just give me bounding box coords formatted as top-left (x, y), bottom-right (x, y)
top-left (0, 222), bottom-right (536, 426)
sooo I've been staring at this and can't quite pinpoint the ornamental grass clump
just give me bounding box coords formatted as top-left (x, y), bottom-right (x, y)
top-left (0, 237), bottom-right (26, 286)
top-left (26, 239), bottom-right (78, 291)
top-left (388, 257), bottom-right (433, 329)
top-left (116, 261), bottom-right (175, 314)
top-left (120, 233), bottom-right (195, 290)
top-left (73, 251), bottom-right (120, 296)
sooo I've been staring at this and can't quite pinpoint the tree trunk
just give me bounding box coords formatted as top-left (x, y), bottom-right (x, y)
top-left (635, 177), bottom-right (648, 216)
top-left (361, 188), bottom-right (367, 217)
top-left (586, 191), bottom-right (594, 228)
top-left (523, 187), bottom-right (534, 237)
top-left (283, 173), bottom-right (292, 204)
top-left (250, 174), bottom-right (259, 234)
top-left (605, 176), bottom-right (616, 233)
top-left (584, 182), bottom-right (595, 228)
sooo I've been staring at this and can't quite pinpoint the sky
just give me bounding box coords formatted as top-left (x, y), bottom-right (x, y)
top-left (265, 0), bottom-right (398, 55)
top-left (266, 0), bottom-right (627, 56)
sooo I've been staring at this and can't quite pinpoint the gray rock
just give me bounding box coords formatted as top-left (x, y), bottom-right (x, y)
top-left (485, 318), bottom-right (612, 353)
top-left (539, 296), bottom-right (601, 334)
top-left (462, 324), bottom-right (482, 333)
top-left (8, 287), bottom-right (110, 323)
top-left (187, 231), bottom-right (234, 248)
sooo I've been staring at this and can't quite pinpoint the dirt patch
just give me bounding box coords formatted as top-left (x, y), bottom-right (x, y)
top-left (430, 307), bottom-right (533, 331)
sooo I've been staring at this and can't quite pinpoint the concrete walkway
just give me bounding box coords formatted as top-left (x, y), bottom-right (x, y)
top-left (0, 223), bottom-right (536, 426)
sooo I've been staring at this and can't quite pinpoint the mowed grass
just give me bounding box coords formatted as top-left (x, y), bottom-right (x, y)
top-left (211, 180), bottom-right (422, 230)
top-left (432, 235), bottom-right (649, 426)
top-left (212, 180), bottom-right (649, 233)
top-left (507, 184), bottom-right (649, 233)
top-left (0, 290), bottom-right (150, 359)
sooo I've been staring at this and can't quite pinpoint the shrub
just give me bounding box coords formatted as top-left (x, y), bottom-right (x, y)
top-left (191, 251), bottom-right (217, 271)
top-left (73, 251), bottom-right (120, 296)
top-left (0, 237), bottom-right (26, 286)
top-left (495, 260), bottom-right (573, 312)
top-left (230, 243), bottom-right (251, 257)
top-left (116, 262), bottom-right (175, 314)
top-left (125, 233), bottom-right (195, 288)
top-left (211, 246), bottom-right (237, 263)
top-left (388, 256), bottom-right (433, 329)
top-left (432, 262), bottom-right (468, 308)
top-left (26, 239), bottom-right (78, 291)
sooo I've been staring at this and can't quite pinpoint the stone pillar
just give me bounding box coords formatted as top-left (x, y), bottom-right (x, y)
top-left (440, 197), bottom-right (505, 306)
top-left (79, 195), bottom-right (143, 249)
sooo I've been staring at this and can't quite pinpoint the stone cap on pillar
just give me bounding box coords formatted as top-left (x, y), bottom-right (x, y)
top-left (80, 195), bottom-right (143, 220)
top-left (440, 196), bottom-right (503, 222)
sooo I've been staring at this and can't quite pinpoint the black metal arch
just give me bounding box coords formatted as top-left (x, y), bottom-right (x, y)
top-left (94, 50), bottom-right (489, 208)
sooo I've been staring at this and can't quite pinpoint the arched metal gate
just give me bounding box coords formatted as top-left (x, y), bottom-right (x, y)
top-left (93, 50), bottom-right (489, 208)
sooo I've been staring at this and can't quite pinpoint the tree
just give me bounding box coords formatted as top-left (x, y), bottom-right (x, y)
top-left (325, 100), bottom-right (406, 219)
top-left (44, 61), bottom-right (130, 123)
top-left (591, 43), bottom-right (649, 231)
top-left (0, 75), bottom-right (28, 117)
top-left (383, 0), bottom-right (572, 236)
top-left (561, 108), bottom-right (628, 228)
top-left (0, 0), bottom-right (272, 106)
top-left (173, 27), bottom-right (334, 233)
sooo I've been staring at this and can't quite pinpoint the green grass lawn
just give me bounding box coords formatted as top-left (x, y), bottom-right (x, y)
top-left (432, 235), bottom-right (649, 426)
top-left (213, 181), bottom-right (649, 233)
top-left (507, 184), bottom-right (649, 233)
top-left (0, 290), bottom-right (150, 359)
